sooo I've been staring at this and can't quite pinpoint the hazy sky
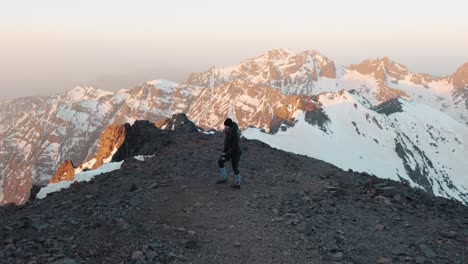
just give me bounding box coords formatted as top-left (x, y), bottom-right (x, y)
top-left (1, 0), bottom-right (467, 100)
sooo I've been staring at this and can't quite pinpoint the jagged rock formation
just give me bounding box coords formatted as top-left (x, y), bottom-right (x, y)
top-left (50, 124), bottom-right (126, 184)
top-left (156, 113), bottom-right (200, 133)
top-left (348, 57), bottom-right (411, 102)
top-left (449, 62), bottom-right (468, 90)
top-left (0, 132), bottom-right (466, 264)
top-left (449, 63), bottom-right (468, 110)
top-left (51, 121), bottom-right (175, 184)
top-left (112, 120), bottom-right (173, 162)
top-left (184, 49), bottom-right (337, 95)
top-left (186, 80), bottom-right (318, 132)
top-left (50, 160), bottom-right (76, 183)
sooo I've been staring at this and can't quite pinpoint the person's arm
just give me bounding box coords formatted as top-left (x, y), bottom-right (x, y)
top-left (223, 136), bottom-right (228, 153)
top-left (231, 129), bottom-right (240, 153)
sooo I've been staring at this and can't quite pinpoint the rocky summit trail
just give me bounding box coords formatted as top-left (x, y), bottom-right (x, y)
top-left (0, 131), bottom-right (467, 264)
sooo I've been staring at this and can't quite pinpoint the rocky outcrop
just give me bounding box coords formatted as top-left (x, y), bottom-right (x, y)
top-left (449, 62), bottom-right (468, 90)
top-left (50, 124), bottom-right (126, 184)
top-left (349, 57), bottom-right (411, 102)
top-left (50, 120), bottom-right (175, 184)
top-left (49, 160), bottom-right (75, 183)
top-left (28, 185), bottom-right (42, 202)
top-left (449, 63), bottom-right (468, 110)
top-left (112, 120), bottom-right (173, 162)
top-left (156, 113), bottom-right (199, 133)
top-left (374, 98), bottom-right (404, 116)
top-left (304, 108), bottom-right (330, 132)
top-left (92, 124), bottom-right (126, 169)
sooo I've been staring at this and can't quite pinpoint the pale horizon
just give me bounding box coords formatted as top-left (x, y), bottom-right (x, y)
top-left (1, 0), bottom-right (468, 100)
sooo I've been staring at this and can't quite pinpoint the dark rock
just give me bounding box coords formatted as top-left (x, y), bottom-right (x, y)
top-left (113, 218), bottom-right (129, 231)
top-left (31, 220), bottom-right (49, 231)
top-left (34, 236), bottom-right (48, 244)
top-left (440, 230), bottom-right (457, 239)
top-left (304, 108), bottom-right (330, 133)
top-left (3, 225), bottom-right (14, 231)
top-left (157, 113), bottom-right (200, 133)
top-left (303, 222), bottom-right (315, 235)
top-left (377, 186), bottom-right (399, 197)
top-left (374, 98), bottom-right (403, 116)
top-left (184, 239), bottom-right (199, 249)
top-left (51, 258), bottom-right (80, 264)
top-left (129, 183), bottom-right (138, 192)
top-left (418, 244), bottom-right (437, 259)
top-left (29, 185), bottom-right (43, 202)
top-left (145, 250), bottom-right (159, 261)
top-left (415, 256), bottom-right (426, 264)
top-left (377, 257), bottom-right (392, 264)
top-left (328, 251), bottom-right (344, 261)
top-left (131, 251), bottom-right (144, 261)
top-left (112, 120), bottom-right (173, 162)
top-left (147, 243), bottom-right (161, 251)
top-left (69, 181), bottom-right (82, 193)
top-left (391, 245), bottom-right (411, 256)
top-left (149, 183), bottom-right (160, 189)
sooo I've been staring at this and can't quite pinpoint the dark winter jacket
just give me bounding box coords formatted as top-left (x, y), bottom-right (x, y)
top-left (223, 122), bottom-right (241, 157)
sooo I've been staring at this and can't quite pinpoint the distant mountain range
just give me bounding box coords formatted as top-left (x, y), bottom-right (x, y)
top-left (1, 49), bottom-right (467, 205)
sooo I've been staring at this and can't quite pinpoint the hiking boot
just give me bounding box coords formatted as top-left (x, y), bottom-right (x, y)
top-left (231, 184), bottom-right (241, 189)
top-left (216, 179), bottom-right (227, 184)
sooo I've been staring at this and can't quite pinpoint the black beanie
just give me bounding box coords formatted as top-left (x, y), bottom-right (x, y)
top-left (224, 118), bottom-right (233, 127)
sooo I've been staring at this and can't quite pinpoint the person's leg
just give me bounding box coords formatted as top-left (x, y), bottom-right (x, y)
top-left (232, 152), bottom-right (241, 186)
top-left (217, 155), bottom-right (228, 183)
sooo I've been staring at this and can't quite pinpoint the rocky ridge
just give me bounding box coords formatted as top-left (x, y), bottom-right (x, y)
top-left (0, 129), bottom-right (466, 264)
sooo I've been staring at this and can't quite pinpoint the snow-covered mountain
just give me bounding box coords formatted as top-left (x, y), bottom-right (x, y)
top-left (184, 49), bottom-right (338, 95)
top-left (1, 49), bottom-right (467, 205)
top-left (341, 58), bottom-right (468, 126)
top-left (244, 90), bottom-right (468, 204)
top-left (186, 80), bottom-right (317, 132)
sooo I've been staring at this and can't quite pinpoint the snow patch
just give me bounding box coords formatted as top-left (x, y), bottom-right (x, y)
top-left (37, 161), bottom-right (124, 199)
top-left (146, 80), bottom-right (179, 92)
top-left (133, 155), bottom-right (154, 161)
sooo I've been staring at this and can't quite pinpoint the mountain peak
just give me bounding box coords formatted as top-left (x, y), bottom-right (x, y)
top-left (144, 79), bottom-right (179, 92)
top-left (450, 62), bottom-right (468, 90)
top-left (262, 48), bottom-right (294, 60)
top-left (183, 49), bottom-right (336, 94)
top-left (62, 86), bottom-right (112, 101)
top-left (350, 57), bottom-right (409, 76)
top-left (126, 79), bottom-right (178, 97)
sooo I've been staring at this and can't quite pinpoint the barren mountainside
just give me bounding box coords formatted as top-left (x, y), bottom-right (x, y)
top-left (0, 129), bottom-right (466, 264)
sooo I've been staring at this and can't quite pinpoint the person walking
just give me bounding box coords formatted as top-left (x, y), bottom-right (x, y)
top-left (216, 118), bottom-right (241, 189)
